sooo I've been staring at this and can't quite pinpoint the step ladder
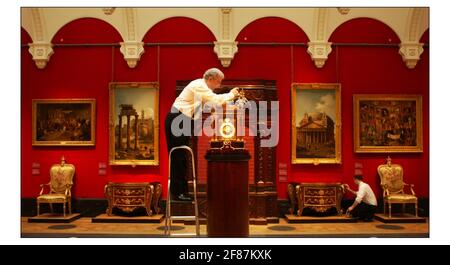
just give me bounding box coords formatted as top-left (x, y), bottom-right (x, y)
top-left (165, 145), bottom-right (200, 237)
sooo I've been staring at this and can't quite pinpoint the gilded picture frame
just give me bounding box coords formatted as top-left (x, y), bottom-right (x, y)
top-left (353, 94), bottom-right (423, 153)
top-left (291, 83), bottom-right (342, 165)
top-left (32, 99), bottom-right (96, 146)
top-left (109, 82), bottom-right (159, 166)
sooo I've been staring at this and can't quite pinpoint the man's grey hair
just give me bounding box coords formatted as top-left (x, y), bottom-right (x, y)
top-left (203, 68), bottom-right (224, 80)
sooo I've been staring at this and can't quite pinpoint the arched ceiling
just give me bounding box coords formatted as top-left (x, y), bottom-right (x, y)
top-left (21, 7), bottom-right (429, 69)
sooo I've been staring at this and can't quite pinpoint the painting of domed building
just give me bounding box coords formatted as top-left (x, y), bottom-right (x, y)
top-left (291, 83), bottom-right (341, 164)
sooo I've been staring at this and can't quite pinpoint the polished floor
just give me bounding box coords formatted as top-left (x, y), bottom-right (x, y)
top-left (21, 217), bottom-right (429, 238)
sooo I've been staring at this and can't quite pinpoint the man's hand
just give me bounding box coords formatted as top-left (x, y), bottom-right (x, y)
top-left (343, 184), bottom-right (350, 190)
top-left (230, 87), bottom-right (240, 97)
top-left (348, 206), bottom-right (354, 212)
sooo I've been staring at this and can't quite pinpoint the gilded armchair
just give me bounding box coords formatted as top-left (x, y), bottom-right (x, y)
top-left (37, 156), bottom-right (75, 217)
top-left (377, 156), bottom-right (418, 218)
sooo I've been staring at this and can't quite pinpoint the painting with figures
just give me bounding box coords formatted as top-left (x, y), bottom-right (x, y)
top-left (353, 94), bottom-right (423, 153)
top-left (32, 99), bottom-right (96, 146)
top-left (291, 83), bottom-right (341, 164)
top-left (109, 82), bottom-right (159, 165)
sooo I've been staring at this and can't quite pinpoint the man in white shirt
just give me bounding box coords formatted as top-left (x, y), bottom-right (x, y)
top-left (343, 175), bottom-right (378, 221)
top-left (165, 68), bottom-right (239, 201)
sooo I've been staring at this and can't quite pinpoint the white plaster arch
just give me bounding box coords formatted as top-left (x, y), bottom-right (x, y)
top-left (21, 8), bottom-right (35, 42)
top-left (20, 7), bottom-right (429, 69)
top-left (135, 8), bottom-right (220, 42)
top-left (326, 8), bottom-right (408, 42)
top-left (231, 8), bottom-right (314, 41)
top-left (398, 7), bottom-right (429, 69)
top-left (21, 8), bottom-right (54, 69)
top-left (20, 26), bottom-right (33, 42)
top-left (38, 8), bottom-right (126, 43)
top-left (419, 28), bottom-right (429, 42)
top-left (405, 7), bottom-right (429, 42)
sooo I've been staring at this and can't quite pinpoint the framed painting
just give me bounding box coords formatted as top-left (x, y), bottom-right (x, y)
top-left (353, 94), bottom-right (423, 153)
top-left (291, 83), bottom-right (341, 165)
top-left (32, 99), bottom-right (96, 146)
top-left (109, 82), bottom-right (159, 166)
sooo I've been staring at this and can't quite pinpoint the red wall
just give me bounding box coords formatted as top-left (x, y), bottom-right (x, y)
top-left (21, 17), bottom-right (429, 201)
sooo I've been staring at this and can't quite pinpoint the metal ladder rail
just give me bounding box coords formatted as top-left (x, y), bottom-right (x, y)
top-left (165, 145), bottom-right (200, 237)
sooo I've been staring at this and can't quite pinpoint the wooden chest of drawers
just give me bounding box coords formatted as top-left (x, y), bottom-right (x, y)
top-left (288, 183), bottom-right (344, 216)
top-left (104, 182), bottom-right (162, 216)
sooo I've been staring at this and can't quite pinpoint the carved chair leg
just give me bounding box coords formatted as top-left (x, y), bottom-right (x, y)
top-left (383, 202), bottom-right (386, 215)
top-left (68, 200), bottom-right (72, 215)
top-left (49, 203), bottom-right (53, 213)
top-left (63, 203), bottom-right (66, 217)
top-left (402, 203), bottom-right (405, 215)
top-left (388, 203), bottom-right (392, 218)
top-left (37, 203), bottom-right (40, 216)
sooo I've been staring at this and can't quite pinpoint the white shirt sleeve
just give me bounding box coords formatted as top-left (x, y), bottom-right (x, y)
top-left (192, 85), bottom-right (235, 105)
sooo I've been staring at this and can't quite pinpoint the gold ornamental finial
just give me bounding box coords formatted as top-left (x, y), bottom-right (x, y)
top-left (386, 156), bottom-right (392, 166)
top-left (61, 156), bottom-right (66, 166)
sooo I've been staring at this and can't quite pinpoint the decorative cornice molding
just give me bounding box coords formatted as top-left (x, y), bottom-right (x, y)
top-left (215, 8), bottom-right (238, 67)
top-left (337, 8), bottom-right (351, 15)
top-left (28, 42), bottom-right (54, 69)
top-left (315, 8), bottom-right (328, 41)
top-left (30, 8), bottom-right (45, 42)
top-left (407, 8), bottom-right (425, 42)
top-left (124, 8), bottom-right (137, 41)
top-left (399, 42), bottom-right (424, 69)
top-left (120, 41), bottom-right (145, 68)
top-left (120, 9), bottom-right (143, 68)
top-left (102, 8), bottom-right (116, 15)
top-left (307, 41), bottom-right (332, 68)
top-left (214, 40), bottom-right (238, 68)
top-left (309, 8), bottom-right (331, 68)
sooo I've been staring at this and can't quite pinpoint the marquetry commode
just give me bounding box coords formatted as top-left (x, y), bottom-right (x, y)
top-left (288, 183), bottom-right (344, 216)
top-left (104, 182), bottom-right (162, 216)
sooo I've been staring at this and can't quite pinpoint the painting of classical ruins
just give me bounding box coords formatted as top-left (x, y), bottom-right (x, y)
top-left (109, 82), bottom-right (159, 165)
top-left (32, 99), bottom-right (96, 146)
top-left (291, 83), bottom-right (341, 164)
top-left (353, 94), bottom-right (423, 153)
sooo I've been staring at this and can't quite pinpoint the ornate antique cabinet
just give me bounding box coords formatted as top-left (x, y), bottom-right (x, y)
top-left (175, 80), bottom-right (278, 224)
top-left (104, 182), bottom-right (162, 216)
top-left (288, 183), bottom-right (344, 216)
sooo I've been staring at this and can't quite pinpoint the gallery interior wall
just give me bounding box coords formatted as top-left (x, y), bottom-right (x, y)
top-left (21, 16), bottom-right (429, 201)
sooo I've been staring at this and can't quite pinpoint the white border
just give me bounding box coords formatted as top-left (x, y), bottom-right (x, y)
top-left (1, 0), bottom-right (448, 245)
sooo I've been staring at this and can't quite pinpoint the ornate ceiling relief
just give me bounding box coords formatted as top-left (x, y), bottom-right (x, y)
top-left (214, 8), bottom-right (238, 67)
top-left (102, 8), bottom-right (116, 15)
top-left (337, 8), bottom-right (350, 15)
top-left (21, 8), bottom-right (429, 70)
top-left (28, 8), bottom-right (54, 69)
top-left (120, 8), bottom-right (145, 68)
top-left (307, 8), bottom-right (332, 68)
top-left (399, 8), bottom-right (426, 69)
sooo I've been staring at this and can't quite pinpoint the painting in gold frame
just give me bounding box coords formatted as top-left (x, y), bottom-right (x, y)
top-left (291, 83), bottom-right (341, 165)
top-left (353, 94), bottom-right (423, 153)
top-left (109, 82), bottom-right (159, 166)
top-left (32, 99), bottom-right (96, 146)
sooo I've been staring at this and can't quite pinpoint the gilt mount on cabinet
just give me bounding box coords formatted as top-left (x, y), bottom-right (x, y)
top-left (288, 182), bottom-right (344, 216)
top-left (104, 182), bottom-right (162, 216)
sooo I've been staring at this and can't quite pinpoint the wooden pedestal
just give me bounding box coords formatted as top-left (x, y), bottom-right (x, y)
top-left (205, 148), bottom-right (251, 237)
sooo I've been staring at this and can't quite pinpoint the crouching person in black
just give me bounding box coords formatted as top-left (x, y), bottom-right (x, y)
top-left (343, 175), bottom-right (378, 221)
